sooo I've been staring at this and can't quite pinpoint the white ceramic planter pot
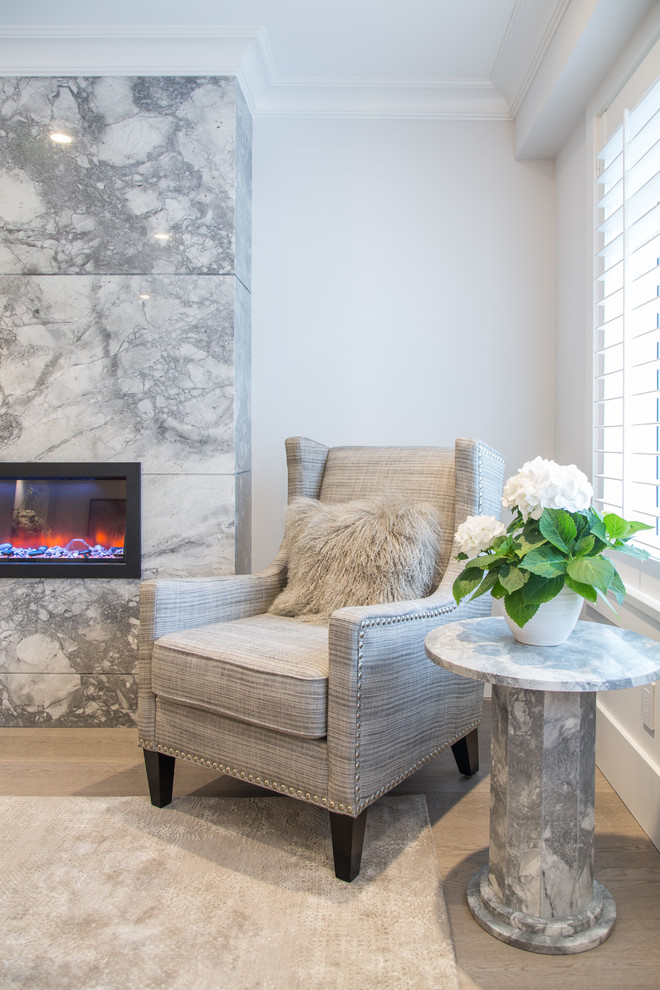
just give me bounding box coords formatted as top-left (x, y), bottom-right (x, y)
top-left (504, 586), bottom-right (583, 647)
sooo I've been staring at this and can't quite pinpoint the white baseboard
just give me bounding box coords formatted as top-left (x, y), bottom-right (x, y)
top-left (596, 701), bottom-right (660, 852)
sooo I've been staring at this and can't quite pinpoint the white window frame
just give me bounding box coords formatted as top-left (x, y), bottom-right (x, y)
top-left (589, 35), bottom-right (660, 615)
top-left (593, 74), bottom-right (660, 542)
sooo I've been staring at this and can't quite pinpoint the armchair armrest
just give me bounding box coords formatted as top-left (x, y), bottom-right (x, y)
top-left (138, 563), bottom-right (286, 741)
top-left (140, 564), bottom-right (286, 643)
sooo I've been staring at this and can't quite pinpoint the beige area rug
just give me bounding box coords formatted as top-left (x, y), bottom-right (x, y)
top-left (0, 794), bottom-right (459, 990)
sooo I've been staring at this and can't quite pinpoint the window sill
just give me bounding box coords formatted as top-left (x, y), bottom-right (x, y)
top-left (587, 583), bottom-right (660, 633)
top-left (619, 585), bottom-right (660, 624)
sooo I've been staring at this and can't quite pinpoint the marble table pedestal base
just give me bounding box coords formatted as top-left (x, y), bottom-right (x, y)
top-left (467, 867), bottom-right (616, 954)
top-left (468, 684), bottom-right (616, 954)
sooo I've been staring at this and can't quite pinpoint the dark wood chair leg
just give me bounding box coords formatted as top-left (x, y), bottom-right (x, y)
top-left (329, 808), bottom-right (368, 882)
top-left (143, 749), bottom-right (176, 808)
top-left (451, 727), bottom-right (479, 777)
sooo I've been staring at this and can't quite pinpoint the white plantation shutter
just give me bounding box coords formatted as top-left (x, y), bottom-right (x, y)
top-left (594, 72), bottom-right (660, 555)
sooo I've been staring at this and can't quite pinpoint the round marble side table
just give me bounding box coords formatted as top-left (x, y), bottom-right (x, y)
top-left (425, 616), bottom-right (660, 955)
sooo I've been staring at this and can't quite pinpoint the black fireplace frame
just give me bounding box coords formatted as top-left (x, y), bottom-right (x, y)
top-left (0, 462), bottom-right (141, 579)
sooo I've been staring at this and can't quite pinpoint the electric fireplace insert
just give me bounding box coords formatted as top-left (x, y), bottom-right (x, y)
top-left (0, 462), bottom-right (141, 578)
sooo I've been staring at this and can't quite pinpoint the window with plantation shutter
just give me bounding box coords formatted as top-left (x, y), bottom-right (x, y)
top-left (593, 72), bottom-right (660, 557)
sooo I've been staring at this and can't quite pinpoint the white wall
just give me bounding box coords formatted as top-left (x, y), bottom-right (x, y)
top-left (251, 117), bottom-right (555, 568)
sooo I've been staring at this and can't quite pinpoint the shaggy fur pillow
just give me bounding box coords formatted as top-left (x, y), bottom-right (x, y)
top-left (268, 495), bottom-right (442, 623)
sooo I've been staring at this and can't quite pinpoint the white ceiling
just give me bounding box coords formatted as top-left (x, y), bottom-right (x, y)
top-left (161, 0), bottom-right (522, 80)
top-left (1, 0), bottom-right (658, 147)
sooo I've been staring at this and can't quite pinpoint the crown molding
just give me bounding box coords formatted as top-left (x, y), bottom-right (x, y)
top-left (0, 24), bottom-right (259, 78)
top-left (491, 0), bottom-right (570, 119)
top-left (0, 23), bottom-right (511, 120)
top-left (509, 0), bottom-right (570, 119)
top-left (0, 24), bottom-right (263, 38)
top-left (515, 0), bottom-right (660, 159)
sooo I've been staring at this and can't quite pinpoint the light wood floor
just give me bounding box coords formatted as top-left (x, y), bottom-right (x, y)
top-left (2, 702), bottom-right (659, 990)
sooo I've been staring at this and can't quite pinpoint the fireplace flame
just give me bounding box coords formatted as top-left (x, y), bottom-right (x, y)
top-left (8, 530), bottom-right (125, 552)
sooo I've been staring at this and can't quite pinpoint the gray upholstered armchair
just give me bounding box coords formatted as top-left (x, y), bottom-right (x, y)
top-left (138, 437), bottom-right (505, 881)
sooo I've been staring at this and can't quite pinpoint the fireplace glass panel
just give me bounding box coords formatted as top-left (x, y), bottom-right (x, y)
top-left (0, 463), bottom-right (140, 578)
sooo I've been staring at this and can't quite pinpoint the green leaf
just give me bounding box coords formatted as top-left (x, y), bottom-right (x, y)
top-left (453, 567), bottom-right (485, 604)
top-left (620, 520), bottom-right (654, 538)
top-left (490, 580), bottom-right (507, 599)
top-left (564, 573), bottom-right (597, 602)
top-left (521, 545), bottom-right (568, 578)
top-left (498, 565), bottom-right (528, 594)
top-left (614, 541), bottom-right (650, 561)
top-left (596, 588), bottom-right (620, 619)
top-left (586, 536), bottom-right (609, 556)
top-left (574, 534), bottom-right (595, 556)
top-left (503, 589), bottom-right (540, 628)
top-left (469, 570), bottom-right (500, 600)
top-left (566, 555), bottom-right (615, 595)
top-left (521, 574), bottom-right (564, 605)
top-left (488, 535), bottom-right (513, 558)
top-left (462, 555), bottom-right (496, 571)
top-left (609, 568), bottom-right (626, 606)
top-left (575, 513), bottom-right (592, 541)
top-left (506, 511), bottom-right (525, 533)
top-left (513, 526), bottom-right (547, 557)
top-left (603, 513), bottom-right (652, 542)
top-left (539, 508), bottom-right (577, 554)
top-left (588, 507), bottom-right (609, 543)
top-left (604, 513), bottom-right (630, 540)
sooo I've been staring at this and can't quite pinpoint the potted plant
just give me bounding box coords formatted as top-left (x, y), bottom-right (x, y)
top-left (452, 457), bottom-right (651, 645)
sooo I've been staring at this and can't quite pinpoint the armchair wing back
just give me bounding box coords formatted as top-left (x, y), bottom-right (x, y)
top-left (139, 436), bottom-right (505, 881)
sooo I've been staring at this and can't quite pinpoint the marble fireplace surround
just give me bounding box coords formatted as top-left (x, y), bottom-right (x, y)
top-left (0, 76), bottom-right (252, 727)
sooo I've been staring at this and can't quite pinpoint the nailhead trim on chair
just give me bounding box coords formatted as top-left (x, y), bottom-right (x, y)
top-left (139, 715), bottom-right (480, 819)
top-left (353, 602), bottom-right (461, 808)
top-left (356, 627), bottom-right (364, 798)
top-left (137, 737), bottom-right (345, 810)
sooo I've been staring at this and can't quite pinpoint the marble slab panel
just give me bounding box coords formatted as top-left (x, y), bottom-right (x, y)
top-left (0, 274), bottom-right (240, 473)
top-left (141, 472), bottom-right (237, 579)
top-left (0, 672), bottom-right (137, 727)
top-left (0, 577), bottom-right (138, 677)
top-left (0, 76), bottom-right (244, 275)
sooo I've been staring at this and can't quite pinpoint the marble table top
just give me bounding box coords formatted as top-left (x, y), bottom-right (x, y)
top-left (425, 617), bottom-right (660, 692)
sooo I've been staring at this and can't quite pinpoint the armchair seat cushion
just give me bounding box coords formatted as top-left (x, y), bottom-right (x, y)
top-left (151, 614), bottom-right (329, 739)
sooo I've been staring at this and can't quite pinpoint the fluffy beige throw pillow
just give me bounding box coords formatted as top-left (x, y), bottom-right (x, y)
top-left (269, 495), bottom-right (442, 623)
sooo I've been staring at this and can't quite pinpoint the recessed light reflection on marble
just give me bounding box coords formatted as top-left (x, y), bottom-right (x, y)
top-left (50, 132), bottom-right (73, 145)
top-left (139, 293), bottom-right (150, 300)
top-left (153, 232), bottom-right (171, 243)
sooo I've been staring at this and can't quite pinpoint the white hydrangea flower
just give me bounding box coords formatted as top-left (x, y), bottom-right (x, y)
top-left (455, 514), bottom-right (507, 558)
top-left (502, 457), bottom-right (593, 521)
